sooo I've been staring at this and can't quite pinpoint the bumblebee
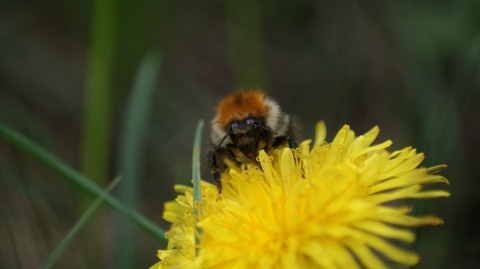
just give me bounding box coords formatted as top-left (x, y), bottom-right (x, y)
top-left (209, 90), bottom-right (296, 193)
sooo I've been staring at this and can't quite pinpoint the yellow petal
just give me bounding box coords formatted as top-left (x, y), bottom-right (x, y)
top-left (367, 185), bottom-right (422, 204)
top-left (362, 233), bottom-right (419, 265)
top-left (346, 240), bottom-right (389, 269)
top-left (314, 121), bottom-right (327, 146)
top-left (353, 220), bottom-right (416, 242)
top-left (408, 190), bottom-right (451, 199)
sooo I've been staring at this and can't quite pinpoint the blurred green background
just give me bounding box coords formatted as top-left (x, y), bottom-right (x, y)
top-left (1, 0), bottom-right (479, 268)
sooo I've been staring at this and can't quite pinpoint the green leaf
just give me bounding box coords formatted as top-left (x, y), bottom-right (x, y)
top-left (113, 52), bottom-right (161, 268)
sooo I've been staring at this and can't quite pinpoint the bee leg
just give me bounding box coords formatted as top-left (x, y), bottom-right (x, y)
top-left (208, 149), bottom-right (223, 193)
top-left (287, 136), bottom-right (298, 148)
top-left (273, 136), bottom-right (298, 149)
top-left (209, 147), bottom-right (236, 194)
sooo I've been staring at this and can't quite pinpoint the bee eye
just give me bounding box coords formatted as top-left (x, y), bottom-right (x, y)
top-left (245, 118), bottom-right (256, 125)
top-left (229, 121), bottom-right (240, 132)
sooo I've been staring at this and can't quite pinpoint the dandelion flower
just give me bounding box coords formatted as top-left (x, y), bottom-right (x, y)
top-left (151, 122), bottom-right (450, 269)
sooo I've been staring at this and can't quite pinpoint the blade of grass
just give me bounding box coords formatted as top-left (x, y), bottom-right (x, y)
top-left (0, 122), bottom-right (167, 243)
top-left (192, 120), bottom-right (204, 256)
top-left (81, 0), bottom-right (117, 186)
top-left (113, 52), bottom-right (161, 268)
top-left (40, 176), bottom-right (122, 269)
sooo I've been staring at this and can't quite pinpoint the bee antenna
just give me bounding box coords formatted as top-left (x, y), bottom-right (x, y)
top-left (214, 132), bottom-right (230, 151)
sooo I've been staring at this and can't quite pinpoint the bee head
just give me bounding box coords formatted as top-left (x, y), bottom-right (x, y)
top-left (213, 117), bottom-right (276, 151)
top-left (211, 90), bottom-right (282, 147)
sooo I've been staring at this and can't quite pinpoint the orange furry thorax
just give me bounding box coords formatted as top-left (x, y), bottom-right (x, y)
top-left (215, 91), bottom-right (270, 130)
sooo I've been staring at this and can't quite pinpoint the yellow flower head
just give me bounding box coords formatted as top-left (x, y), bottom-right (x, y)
top-left (152, 122), bottom-right (450, 269)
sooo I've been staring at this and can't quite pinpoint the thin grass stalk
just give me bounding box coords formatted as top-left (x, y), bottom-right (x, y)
top-left (40, 176), bottom-right (122, 269)
top-left (81, 0), bottom-right (117, 187)
top-left (192, 120), bottom-right (204, 257)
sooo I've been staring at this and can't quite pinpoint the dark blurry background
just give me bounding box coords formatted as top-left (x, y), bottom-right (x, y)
top-left (1, 0), bottom-right (479, 268)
